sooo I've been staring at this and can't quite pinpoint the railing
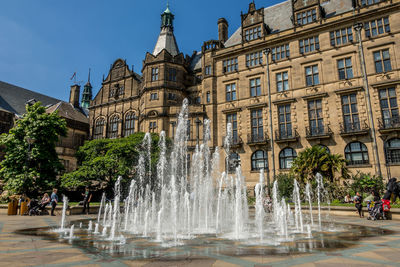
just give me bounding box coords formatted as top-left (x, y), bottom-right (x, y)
top-left (378, 116), bottom-right (400, 130)
top-left (340, 120), bottom-right (370, 135)
top-left (222, 136), bottom-right (243, 147)
top-left (247, 132), bottom-right (269, 144)
top-left (275, 129), bottom-right (299, 142)
top-left (305, 125), bottom-right (332, 138)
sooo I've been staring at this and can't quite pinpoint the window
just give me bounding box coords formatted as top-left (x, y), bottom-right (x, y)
top-left (361, 0), bottom-right (383, 6)
top-left (206, 91), bottom-right (210, 103)
top-left (124, 112), bottom-right (135, 137)
top-left (245, 26), bottom-right (262, 41)
top-left (385, 138), bottom-right (400, 164)
top-left (168, 93), bottom-right (176, 100)
top-left (365, 17), bottom-right (390, 37)
top-left (205, 65), bottom-right (212, 75)
top-left (250, 78), bottom-right (261, 97)
top-left (379, 87), bottom-right (399, 127)
top-left (226, 113), bottom-right (238, 143)
top-left (271, 44), bottom-right (290, 61)
top-left (149, 121), bottom-right (157, 132)
top-left (251, 109), bottom-right (263, 141)
top-left (308, 99), bottom-right (324, 135)
top-left (278, 104), bottom-right (292, 138)
top-left (167, 68), bottom-right (177, 81)
top-left (226, 153), bottom-right (240, 173)
top-left (151, 67), bottom-right (159, 81)
top-left (337, 58), bottom-right (353, 80)
top-left (108, 115), bottom-right (119, 139)
top-left (150, 93), bottom-right (158, 100)
top-left (195, 96), bottom-right (201, 104)
top-left (246, 51), bottom-right (263, 67)
top-left (296, 8), bottom-right (317, 25)
top-left (330, 27), bottom-right (353, 46)
top-left (226, 83), bottom-right (237, 101)
top-left (94, 118), bottom-right (105, 139)
top-left (317, 144), bottom-right (330, 154)
top-left (342, 94), bottom-right (360, 132)
top-left (305, 65), bottom-right (319, 86)
top-left (345, 142), bottom-right (369, 165)
top-left (223, 58), bottom-right (238, 73)
top-left (251, 150), bottom-right (267, 171)
top-left (299, 36), bottom-right (319, 54)
top-left (374, 49), bottom-right (392, 73)
top-left (186, 120), bottom-right (191, 139)
top-left (276, 71), bottom-right (289, 92)
top-left (279, 148), bottom-right (297, 169)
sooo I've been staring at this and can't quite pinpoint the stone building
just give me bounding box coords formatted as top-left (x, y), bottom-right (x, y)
top-left (89, 0), bottom-right (400, 188)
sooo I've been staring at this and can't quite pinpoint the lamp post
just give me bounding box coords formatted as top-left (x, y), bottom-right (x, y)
top-left (263, 48), bottom-right (274, 195)
top-left (195, 118), bottom-right (202, 146)
top-left (354, 22), bottom-right (382, 177)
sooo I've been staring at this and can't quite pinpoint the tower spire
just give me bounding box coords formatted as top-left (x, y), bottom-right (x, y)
top-left (153, 2), bottom-right (179, 56)
top-left (81, 68), bottom-right (93, 109)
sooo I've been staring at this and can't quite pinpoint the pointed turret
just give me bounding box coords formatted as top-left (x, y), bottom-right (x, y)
top-left (81, 69), bottom-right (92, 109)
top-left (152, 3), bottom-right (180, 56)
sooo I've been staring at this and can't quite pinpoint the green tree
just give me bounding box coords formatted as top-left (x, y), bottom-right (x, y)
top-left (290, 145), bottom-right (348, 184)
top-left (0, 102), bottom-right (67, 195)
top-left (349, 172), bottom-right (384, 196)
top-left (61, 132), bottom-right (163, 194)
top-left (275, 173), bottom-right (295, 199)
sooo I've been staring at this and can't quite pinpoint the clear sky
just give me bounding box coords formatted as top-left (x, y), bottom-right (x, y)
top-left (0, 0), bottom-right (281, 101)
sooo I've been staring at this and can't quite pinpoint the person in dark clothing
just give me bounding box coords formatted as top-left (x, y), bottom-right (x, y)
top-left (354, 192), bottom-right (364, 218)
top-left (81, 187), bottom-right (92, 214)
top-left (50, 188), bottom-right (58, 216)
top-left (371, 190), bottom-right (381, 202)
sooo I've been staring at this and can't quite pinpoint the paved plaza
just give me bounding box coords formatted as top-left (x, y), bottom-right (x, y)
top-left (0, 214), bottom-right (399, 267)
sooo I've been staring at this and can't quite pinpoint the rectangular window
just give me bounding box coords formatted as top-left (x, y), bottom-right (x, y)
top-left (227, 113), bottom-right (238, 143)
top-left (278, 104), bottom-right (292, 139)
top-left (226, 83), bottom-right (237, 101)
top-left (365, 17), bottom-right (390, 37)
top-left (276, 71), bottom-right (289, 92)
top-left (299, 36), bottom-right (320, 54)
top-left (186, 120), bottom-right (191, 139)
top-left (195, 96), bottom-right (201, 104)
top-left (149, 121), bottom-right (157, 132)
top-left (167, 68), bottom-right (177, 81)
top-left (374, 49), bottom-right (392, 73)
top-left (206, 91), bottom-right (210, 103)
top-left (379, 87), bottom-right (399, 127)
top-left (250, 78), bottom-right (261, 97)
top-left (308, 99), bottom-right (324, 135)
top-left (330, 27), bottom-right (353, 46)
top-left (251, 109), bottom-right (263, 141)
top-left (246, 51), bottom-right (263, 67)
top-left (151, 67), bottom-right (159, 81)
top-left (205, 65), bottom-right (212, 75)
top-left (150, 93), bottom-right (158, 100)
top-left (271, 44), bottom-right (290, 61)
top-left (342, 94), bottom-right (360, 132)
top-left (305, 65), bottom-right (319, 86)
top-left (296, 8), bottom-right (317, 25)
top-left (361, 0), bottom-right (382, 6)
top-left (223, 58), bottom-right (238, 73)
top-left (245, 26), bottom-right (262, 41)
top-left (167, 93), bottom-right (176, 100)
top-left (337, 58), bottom-right (354, 80)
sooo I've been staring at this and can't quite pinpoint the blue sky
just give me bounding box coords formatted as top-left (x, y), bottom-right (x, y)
top-left (0, 0), bottom-right (281, 101)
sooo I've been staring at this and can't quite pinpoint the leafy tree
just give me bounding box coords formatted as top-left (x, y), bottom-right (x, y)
top-left (290, 145), bottom-right (349, 184)
top-left (275, 173), bottom-right (295, 199)
top-left (0, 102), bottom-right (67, 195)
top-left (61, 132), bottom-right (163, 195)
top-left (349, 172), bottom-right (384, 196)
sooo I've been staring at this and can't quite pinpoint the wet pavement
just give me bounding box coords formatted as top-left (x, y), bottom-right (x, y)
top-left (1, 214), bottom-right (400, 266)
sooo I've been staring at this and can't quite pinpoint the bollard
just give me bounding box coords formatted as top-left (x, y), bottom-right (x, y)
top-left (20, 198), bottom-right (29, 215)
top-left (7, 199), bottom-right (18, 215)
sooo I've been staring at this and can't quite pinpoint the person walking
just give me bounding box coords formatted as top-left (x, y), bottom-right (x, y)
top-left (50, 188), bottom-right (58, 216)
top-left (81, 187), bottom-right (92, 215)
top-left (354, 192), bottom-right (364, 218)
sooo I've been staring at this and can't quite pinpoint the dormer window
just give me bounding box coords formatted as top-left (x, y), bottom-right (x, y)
top-left (245, 26), bottom-right (262, 41)
top-left (296, 8), bottom-right (317, 26)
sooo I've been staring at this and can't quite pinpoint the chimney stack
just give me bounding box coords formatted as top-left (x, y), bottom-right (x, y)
top-left (218, 18), bottom-right (229, 43)
top-left (69, 84), bottom-right (81, 108)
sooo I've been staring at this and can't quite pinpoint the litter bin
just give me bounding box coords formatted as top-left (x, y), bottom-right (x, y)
top-left (20, 198), bottom-right (29, 215)
top-left (7, 199), bottom-right (18, 215)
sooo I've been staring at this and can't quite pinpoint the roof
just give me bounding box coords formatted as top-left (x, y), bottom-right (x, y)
top-left (189, 51), bottom-right (202, 71)
top-left (153, 27), bottom-right (180, 56)
top-left (224, 0), bottom-right (353, 48)
top-left (0, 80), bottom-right (61, 116)
top-left (46, 101), bottom-right (89, 124)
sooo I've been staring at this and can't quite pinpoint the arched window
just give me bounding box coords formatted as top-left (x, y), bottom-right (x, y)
top-left (94, 118), bottom-right (105, 139)
top-left (345, 141), bottom-right (369, 165)
top-left (226, 153), bottom-right (240, 173)
top-left (108, 115), bottom-right (120, 139)
top-left (317, 144), bottom-right (330, 154)
top-left (124, 112), bottom-right (136, 137)
top-left (279, 147), bottom-right (297, 169)
top-left (385, 138), bottom-right (400, 164)
top-left (251, 150), bottom-right (268, 171)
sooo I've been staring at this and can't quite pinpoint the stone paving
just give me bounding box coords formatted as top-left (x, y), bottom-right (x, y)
top-left (0, 214), bottom-right (400, 267)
